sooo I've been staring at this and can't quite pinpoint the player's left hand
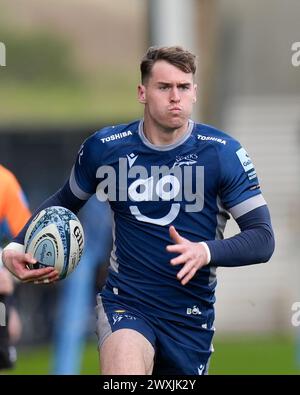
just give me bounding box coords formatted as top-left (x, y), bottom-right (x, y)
top-left (166, 226), bottom-right (209, 285)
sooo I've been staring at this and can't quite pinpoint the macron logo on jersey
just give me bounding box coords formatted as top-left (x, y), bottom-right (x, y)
top-left (127, 153), bottom-right (138, 168)
top-left (101, 130), bottom-right (133, 144)
top-left (236, 147), bottom-right (254, 172)
top-left (198, 365), bottom-right (205, 375)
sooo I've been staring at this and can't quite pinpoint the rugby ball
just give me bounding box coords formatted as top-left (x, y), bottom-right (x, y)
top-left (24, 206), bottom-right (84, 280)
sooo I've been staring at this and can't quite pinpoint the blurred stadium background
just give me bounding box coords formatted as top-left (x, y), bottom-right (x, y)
top-left (0, 0), bottom-right (300, 374)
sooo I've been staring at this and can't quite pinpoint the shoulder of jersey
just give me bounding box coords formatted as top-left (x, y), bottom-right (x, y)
top-left (193, 123), bottom-right (240, 151)
top-left (91, 120), bottom-right (139, 147)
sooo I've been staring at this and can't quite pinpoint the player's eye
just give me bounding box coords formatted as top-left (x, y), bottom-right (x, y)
top-left (159, 85), bottom-right (170, 91)
top-left (179, 85), bottom-right (190, 91)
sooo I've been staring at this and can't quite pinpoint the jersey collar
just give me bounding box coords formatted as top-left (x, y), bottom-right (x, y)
top-left (138, 119), bottom-right (194, 151)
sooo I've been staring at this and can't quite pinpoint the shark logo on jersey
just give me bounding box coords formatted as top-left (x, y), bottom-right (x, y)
top-left (172, 154), bottom-right (198, 168)
top-left (236, 147), bottom-right (254, 172)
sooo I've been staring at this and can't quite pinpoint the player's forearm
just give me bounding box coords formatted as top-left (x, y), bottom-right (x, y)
top-left (13, 181), bottom-right (85, 245)
top-left (205, 205), bottom-right (275, 267)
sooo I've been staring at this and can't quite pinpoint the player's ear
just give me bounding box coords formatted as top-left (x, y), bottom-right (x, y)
top-left (138, 84), bottom-right (146, 104)
top-left (193, 84), bottom-right (197, 103)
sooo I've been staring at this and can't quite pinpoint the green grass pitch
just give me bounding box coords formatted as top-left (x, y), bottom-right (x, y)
top-left (2, 335), bottom-right (300, 375)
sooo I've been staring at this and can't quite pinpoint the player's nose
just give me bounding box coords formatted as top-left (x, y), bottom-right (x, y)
top-left (170, 87), bottom-right (180, 102)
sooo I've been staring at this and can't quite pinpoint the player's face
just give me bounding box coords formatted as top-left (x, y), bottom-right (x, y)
top-left (138, 60), bottom-right (197, 132)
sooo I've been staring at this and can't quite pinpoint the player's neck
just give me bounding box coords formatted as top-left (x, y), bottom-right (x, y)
top-left (142, 117), bottom-right (190, 146)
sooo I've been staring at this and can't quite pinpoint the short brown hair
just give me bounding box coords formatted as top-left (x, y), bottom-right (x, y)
top-left (140, 46), bottom-right (196, 83)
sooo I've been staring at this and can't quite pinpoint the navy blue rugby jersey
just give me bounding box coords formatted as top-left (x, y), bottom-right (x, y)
top-left (70, 120), bottom-right (266, 323)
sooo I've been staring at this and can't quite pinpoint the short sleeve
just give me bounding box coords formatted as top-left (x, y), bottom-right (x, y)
top-left (219, 142), bottom-right (266, 219)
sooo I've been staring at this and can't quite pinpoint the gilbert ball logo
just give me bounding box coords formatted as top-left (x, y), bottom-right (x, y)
top-left (0, 42), bottom-right (6, 66)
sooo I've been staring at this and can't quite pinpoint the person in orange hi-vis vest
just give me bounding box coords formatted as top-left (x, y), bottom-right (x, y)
top-left (0, 164), bottom-right (31, 370)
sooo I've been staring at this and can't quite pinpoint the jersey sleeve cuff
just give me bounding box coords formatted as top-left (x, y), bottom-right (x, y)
top-left (199, 242), bottom-right (211, 264)
top-left (3, 242), bottom-right (25, 254)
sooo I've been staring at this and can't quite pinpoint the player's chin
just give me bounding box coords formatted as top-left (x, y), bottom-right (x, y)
top-left (166, 116), bottom-right (186, 130)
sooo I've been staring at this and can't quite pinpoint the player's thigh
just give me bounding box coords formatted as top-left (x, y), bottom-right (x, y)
top-left (100, 328), bottom-right (155, 375)
top-left (153, 317), bottom-right (215, 375)
top-left (96, 297), bottom-right (156, 374)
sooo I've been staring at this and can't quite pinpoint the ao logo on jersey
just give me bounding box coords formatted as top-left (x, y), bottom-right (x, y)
top-left (128, 174), bottom-right (180, 202)
top-left (129, 174), bottom-right (182, 226)
top-left (128, 169), bottom-right (205, 225)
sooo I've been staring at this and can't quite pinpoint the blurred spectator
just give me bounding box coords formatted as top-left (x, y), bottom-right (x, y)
top-left (51, 195), bottom-right (112, 374)
top-left (0, 164), bottom-right (31, 370)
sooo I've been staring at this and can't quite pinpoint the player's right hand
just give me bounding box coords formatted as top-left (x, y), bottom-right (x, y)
top-left (2, 249), bottom-right (59, 284)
